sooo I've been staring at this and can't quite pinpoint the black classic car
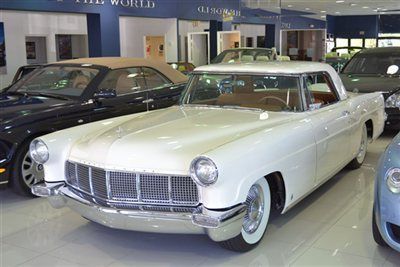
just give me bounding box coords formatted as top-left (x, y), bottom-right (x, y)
top-left (0, 57), bottom-right (188, 195)
top-left (340, 47), bottom-right (400, 129)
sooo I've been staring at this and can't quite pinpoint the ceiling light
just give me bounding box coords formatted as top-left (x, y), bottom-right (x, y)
top-left (335, 11), bottom-right (341, 14)
top-left (305, 7), bottom-right (310, 10)
top-left (336, 0), bottom-right (345, 3)
top-left (320, 10), bottom-right (327, 13)
top-left (362, 6), bottom-right (369, 9)
top-left (288, 5), bottom-right (293, 8)
top-left (350, 3), bottom-right (357, 6)
top-left (321, 15), bottom-right (326, 18)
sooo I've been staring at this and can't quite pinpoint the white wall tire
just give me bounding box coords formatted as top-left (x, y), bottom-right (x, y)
top-left (348, 123), bottom-right (368, 169)
top-left (219, 177), bottom-right (271, 252)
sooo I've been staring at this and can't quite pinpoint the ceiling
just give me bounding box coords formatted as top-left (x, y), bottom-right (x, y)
top-left (243, 0), bottom-right (400, 18)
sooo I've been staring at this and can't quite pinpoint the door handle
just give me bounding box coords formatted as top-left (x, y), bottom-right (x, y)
top-left (142, 98), bottom-right (154, 104)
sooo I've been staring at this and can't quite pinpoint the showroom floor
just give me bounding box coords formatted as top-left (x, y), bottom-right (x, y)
top-left (1, 131), bottom-right (400, 267)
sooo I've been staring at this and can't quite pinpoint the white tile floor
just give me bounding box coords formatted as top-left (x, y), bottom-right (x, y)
top-left (1, 131), bottom-right (399, 267)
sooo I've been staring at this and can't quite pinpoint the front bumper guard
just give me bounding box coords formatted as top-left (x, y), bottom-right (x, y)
top-left (32, 182), bottom-right (247, 242)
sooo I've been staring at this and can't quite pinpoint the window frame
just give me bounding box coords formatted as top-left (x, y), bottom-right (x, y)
top-left (302, 71), bottom-right (341, 110)
top-left (97, 66), bottom-right (173, 97)
top-left (181, 71), bottom-right (307, 112)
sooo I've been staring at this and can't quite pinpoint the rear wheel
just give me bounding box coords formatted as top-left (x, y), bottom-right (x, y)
top-left (372, 207), bottom-right (388, 247)
top-left (219, 178), bottom-right (271, 252)
top-left (348, 123), bottom-right (368, 169)
top-left (11, 141), bottom-right (44, 196)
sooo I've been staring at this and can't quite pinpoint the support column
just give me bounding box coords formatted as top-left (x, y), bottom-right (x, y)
top-left (265, 24), bottom-right (276, 48)
top-left (209, 20), bottom-right (223, 60)
top-left (86, 12), bottom-right (120, 57)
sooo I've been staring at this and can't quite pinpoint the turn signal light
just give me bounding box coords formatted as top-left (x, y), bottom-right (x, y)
top-left (0, 168), bottom-right (5, 174)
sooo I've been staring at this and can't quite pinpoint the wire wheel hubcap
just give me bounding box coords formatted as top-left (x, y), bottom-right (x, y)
top-left (243, 184), bottom-right (265, 234)
top-left (357, 127), bottom-right (367, 163)
top-left (21, 151), bottom-right (44, 187)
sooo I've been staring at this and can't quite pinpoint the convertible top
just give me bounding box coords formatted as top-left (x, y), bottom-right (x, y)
top-left (57, 57), bottom-right (188, 84)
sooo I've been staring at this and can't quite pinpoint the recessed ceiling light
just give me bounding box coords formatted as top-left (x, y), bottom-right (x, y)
top-left (320, 10), bottom-right (327, 13)
top-left (336, 0), bottom-right (345, 3)
top-left (321, 15), bottom-right (327, 18)
top-left (288, 5), bottom-right (293, 8)
top-left (305, 7), bottom-right (310, 10)
top-left (335, 11), bottom-right (341, 14)
top-left (382, 8), bottom-right (388, 11)
top-left (362, 6), bottom-right (369, 9)
top-left (350, 3), bottom-right (357, 6)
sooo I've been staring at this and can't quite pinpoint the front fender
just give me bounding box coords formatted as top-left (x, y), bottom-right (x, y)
top-left (199, 116), bottom-right (316, 210)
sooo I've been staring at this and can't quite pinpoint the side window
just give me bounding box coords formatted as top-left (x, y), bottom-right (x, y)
top-left (98, 68), bottom-right (146, 96)
top-left (305, 73), bottom-right (339, 109)
top-left (142, 67), bottom-right (171, 89)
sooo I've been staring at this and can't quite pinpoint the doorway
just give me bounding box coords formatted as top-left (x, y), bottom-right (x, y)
top-left (55, 34), bottom-right (88, 61)
top-left (25, 36), bottom-right (47, 64)
top-left (217, 31), bottom-right (241, 54)
top-left (144, 36), bottom-right (165, 62)
top-left (280, 29), bottom-right (325, 61)
top-left (188, 32), bottom-right (209, 67)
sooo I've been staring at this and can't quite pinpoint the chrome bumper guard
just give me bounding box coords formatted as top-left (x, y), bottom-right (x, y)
top-left (32, 182), bottom-right (246, 242)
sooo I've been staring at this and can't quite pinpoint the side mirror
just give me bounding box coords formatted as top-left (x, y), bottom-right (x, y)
top-left (387, 65), bottom-right (399, 75)
top-left (309, 103), bottom-right (322, 111)
top-left (94, 88), bottom-right (116, 100)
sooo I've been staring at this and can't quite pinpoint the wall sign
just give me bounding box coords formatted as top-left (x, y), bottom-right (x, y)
top-left (197, 6), bottom-right (240, 17)
top-left (74, 0), bottom-right (156, 9)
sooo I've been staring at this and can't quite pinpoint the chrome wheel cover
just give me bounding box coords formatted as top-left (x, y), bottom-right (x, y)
top-left (21, 151), bottom-right (44, 187)
top-left (243, 184), bottom-right (265, 234)
top-left (356, 126), bottom-right (367, 163)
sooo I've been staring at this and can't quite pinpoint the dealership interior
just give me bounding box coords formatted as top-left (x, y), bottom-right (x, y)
top-left (2, 0), bottom-right (400, 266)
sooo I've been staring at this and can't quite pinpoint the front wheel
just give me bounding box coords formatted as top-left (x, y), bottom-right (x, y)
top-left (11, 141), bottom-right (44, 196)
top-left (347, 123), bottom-right (368, 169)
top-left (219, 178), bottom-right (271, 252)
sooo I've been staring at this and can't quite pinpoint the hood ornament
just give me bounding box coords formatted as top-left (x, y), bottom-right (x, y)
top-left (116, 126), bottom-right (124, 139)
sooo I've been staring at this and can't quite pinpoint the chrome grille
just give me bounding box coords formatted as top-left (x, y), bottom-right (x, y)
top-left (65, 161), bottom-right (199, 207)
top-left (109, 171), bottom-right (138, 201)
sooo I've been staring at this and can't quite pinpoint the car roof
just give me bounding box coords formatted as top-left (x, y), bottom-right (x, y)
top-left (194, 61), bottom-right (349, 101)
top-left (194, 61), bottom-right (334, 75)
top-left (357, 47), bottom-right (400, 55)
top-left (56, 57), bottom-right (188, 84)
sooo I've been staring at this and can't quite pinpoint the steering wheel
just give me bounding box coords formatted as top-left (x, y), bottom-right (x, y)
top-left (258, 96), bottom-right (291, 110)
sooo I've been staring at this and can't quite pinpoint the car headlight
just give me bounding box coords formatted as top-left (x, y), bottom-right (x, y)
top-left (386, 167), bottom-right (400, 193)
top-left (385, 93), bottom-right (400, 108)
top-left (29, 139), bottom-right (49, 164)
top-left (190, 156), bottom-right (218, 186)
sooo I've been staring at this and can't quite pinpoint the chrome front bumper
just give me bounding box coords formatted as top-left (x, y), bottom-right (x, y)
top-left (32, 182), bottom-right (246, 242)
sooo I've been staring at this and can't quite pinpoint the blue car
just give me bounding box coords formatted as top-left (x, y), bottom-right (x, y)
top-left (373, 132), bottom-right (400, 251)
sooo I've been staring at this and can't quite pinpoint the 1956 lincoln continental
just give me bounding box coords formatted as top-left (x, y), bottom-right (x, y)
top-left (31, 62), bottom-right (385, 251)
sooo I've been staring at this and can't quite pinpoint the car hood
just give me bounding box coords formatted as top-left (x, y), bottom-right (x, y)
top-left (340, 74), bottom-right (400, 94)
top-left (0, 93), bottom-right (73, 129)
top-left (69, 106), bottom-right (298, 174)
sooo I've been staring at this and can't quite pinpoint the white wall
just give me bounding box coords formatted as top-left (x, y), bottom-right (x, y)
top-left (0, 10), bottom-right (87, 88)
top-left (120, 17), bottom-right (178, 62)
top-left (178, 20), bottom-right (209, 62)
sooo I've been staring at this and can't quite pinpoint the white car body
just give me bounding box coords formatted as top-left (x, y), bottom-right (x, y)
top-left (32, 62), bottom-right (385, 248)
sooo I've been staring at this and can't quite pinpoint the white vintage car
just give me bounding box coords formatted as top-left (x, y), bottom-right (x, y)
top-left (31, 62), bottom-right (385, 252)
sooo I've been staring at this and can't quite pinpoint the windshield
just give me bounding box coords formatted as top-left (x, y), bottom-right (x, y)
top-left (212, 49), bottom-right (274, 64)
top-left (181, 73), bottom-right (302, 112)
top-left (8, 65), bottom-right (100, 97)
top-left (342, 53), bottom-right (400, 75)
